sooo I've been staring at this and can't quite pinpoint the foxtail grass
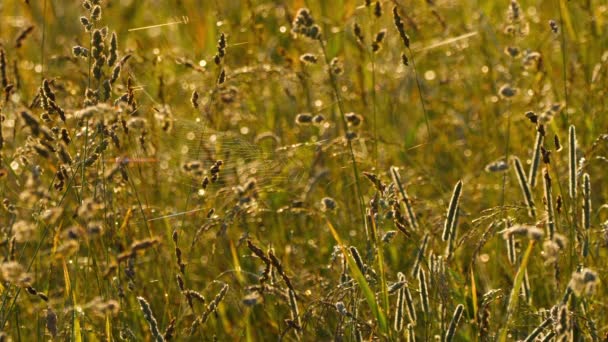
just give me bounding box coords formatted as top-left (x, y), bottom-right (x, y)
top-left (391, 166), bottom-right (419, 230)
top-left (512, 156), bottom-right (536, 218)
top-left (528, 131), bottom-right (544, 188)
top-left (442, 180), bottom-right (463, 241)
top-left (411, 234), bottom-right (429, 277)
top-left (582, 173), bottom-right (591, 257)
top-left (444, 304), bottom-right (464, 342)
top-left (137, 296), bottom-right (165, 342)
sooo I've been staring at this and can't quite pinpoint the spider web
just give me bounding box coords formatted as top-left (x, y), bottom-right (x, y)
top-left (120, 115), bottom-right (313, 220)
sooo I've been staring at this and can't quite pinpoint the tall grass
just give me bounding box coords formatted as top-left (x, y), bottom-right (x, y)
top-left (0, 0), bottom-right (606, 340)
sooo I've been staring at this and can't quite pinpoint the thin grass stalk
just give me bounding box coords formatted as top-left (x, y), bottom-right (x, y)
top-left (446, 207), bottom-right (460, 259)
top-left (349, 246), bottom-right (365, 274)
top-left (500, 106), bottom-right (513, 245)
top-left (80, 121), bottom-right (91, 200)
top-left (391, 166), bottom-right (418, 230)
top-left (581, 299), bottom-right (599, 341)
top-left (404, 288), bottom-right (417, 327)
top-left (318, 39), bottom-right (368, 240)
top-left (439, 303), bottom-right (446, 338)
top-left (582, 173), bottom-right (591, 257)
top-left (506, 226), bottom-right (517, 265)
top-left (523, 317), bottom-right (552, 342)
top-left (521, 269), bottom-right (531, 305)
top-left (80, 1), bottom-right (96, 207)
top-left (411, 234), bottom-right (429, 277)
top-left (394, 273), bottom-right (406, 332)
top-left (541, 331), bottom-right (556, 341)
top-left (288, 289), bottom-right (302, 332)
top-left (40, 0), bottom-right (48, 81)
top-left (547, 155), bottom-right (573, 270)
top-left (429, 252), bottom-right (436, 287)
top-left (568, 125), bottom-right (577, 198)
top-left (406, 47), bottom-right (431, 139)
top-left (442, 180), bottom-right (463, 241)
top-left (98, 133), bottom-right (111, 270)
top-left (191, 284), bottom-right (229, 333)
top-left (352, 290), bottom-right (363, 342)
top-left (470, 269), bottom-right (478, 332)
top-left (418, 268), bottom-right (429, 315)
top-left (564, 125), bottom-right (580, 285)
top-left (124, 167), bottom-right (153, 238)
top-left (513, 156), bottom-right (536, 218)
top-left (367, 8), bottom-right (379, 166)
top-left (444, 304), bottom-right (464, 342)
top-left (407, 323), bottom-right (416, 342)
top-left (370, 214), bottom-right (391, 339)
top-left (561, 286), bottom-right (573, 305)
top-left (558, 0), bottom-right (569, 125)
top-left (392, 3), bottom-right (430, 139)
top-left (543, 169), bottom-right (555, 239)
top-left (528, 131), bottom-right (544, 188)
top-left (568, 125), bottom-right (585, 269)
top-left (499, 240), bottom-right (537, 342)
top-left (182, 120), bottom-right (211, 258)
top-left (371, 54), bottom-right (378, 166)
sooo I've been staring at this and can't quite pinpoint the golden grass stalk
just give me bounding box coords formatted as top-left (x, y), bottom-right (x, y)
top-left (411, 234), bottom-right (429, 277)
top-left (391, 166), bottom-right (418, 230)
top-left (582, 173), bottom-right (591, 257)
top-left (523, 317), bottom-right (552, 342)
top-left (444, 304), bottom-right (464, 342)
top-left (528, 131), bottom-right (544, 188)
top-left (499, 239), bottom-right (537, 342)
top-left (568, 125), bottom-right (577, 198)
top-left (543, 168), bottom-right (555, 239)
top-left (442, 180), bottom-right (463, 241)
top-left (137, 296), bottom-right (165, 342)
top-left (512, 156), bottom-right (536, 218)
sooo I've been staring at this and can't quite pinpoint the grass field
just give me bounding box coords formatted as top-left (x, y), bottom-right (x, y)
top-left (1, 0), bottom-right (608, 340)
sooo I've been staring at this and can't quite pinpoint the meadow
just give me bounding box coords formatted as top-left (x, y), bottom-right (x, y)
top-left (0, 0), bottom-right (607, 340)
